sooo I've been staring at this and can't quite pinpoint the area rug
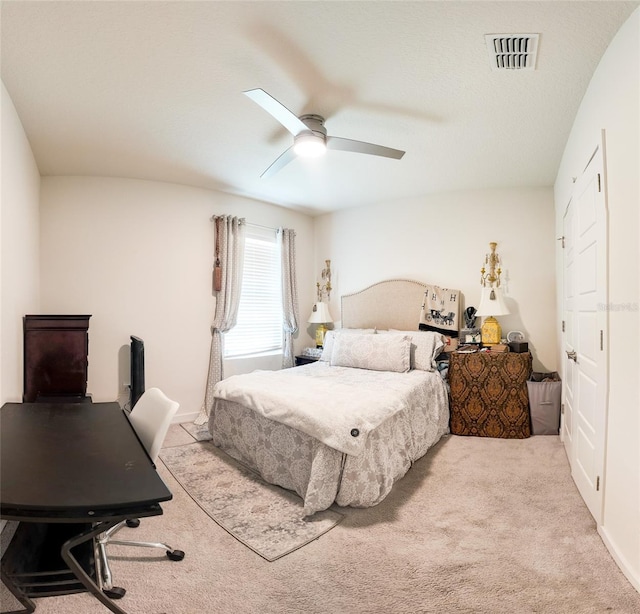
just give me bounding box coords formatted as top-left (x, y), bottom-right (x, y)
top-left (158, 442), bottom-right (343, 561)
top-left (180, 420), bottom-right (212, 442)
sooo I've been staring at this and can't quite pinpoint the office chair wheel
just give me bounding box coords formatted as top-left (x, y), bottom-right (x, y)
top-left (167, 549), bottom-right (185, 561)
top-left (126, 518), bottom-right (140, 528)
top-left (103, 586), bottom-right (126, 599)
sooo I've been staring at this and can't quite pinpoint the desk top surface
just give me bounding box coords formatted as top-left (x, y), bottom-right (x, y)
top-left (0, 402), bottom-right (172, 521)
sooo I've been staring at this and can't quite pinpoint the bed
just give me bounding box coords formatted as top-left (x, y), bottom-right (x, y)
top-left (208, 280), bottom-right (457, 516)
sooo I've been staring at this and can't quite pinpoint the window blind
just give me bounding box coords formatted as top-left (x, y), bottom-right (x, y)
top-left (224, 228), bottom-right (283, 358)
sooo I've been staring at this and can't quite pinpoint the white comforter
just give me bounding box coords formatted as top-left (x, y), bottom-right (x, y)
top-left (210, 362), bottom-right (450, 515)
top-left (213, 362), bottom-right (439, 456)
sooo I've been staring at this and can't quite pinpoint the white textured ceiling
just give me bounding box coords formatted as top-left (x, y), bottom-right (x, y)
top-left (1, 1), bottom-right (637, 215)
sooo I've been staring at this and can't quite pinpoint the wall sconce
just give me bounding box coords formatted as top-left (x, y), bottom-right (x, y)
top-left (476, 242), bottom-right (509, 345)
top-left (316, 259), bottom-right (332, 302)
top-left (309, 260), bottom-right (333, 347)
top-left (480, 241), bottom-right (502, 296)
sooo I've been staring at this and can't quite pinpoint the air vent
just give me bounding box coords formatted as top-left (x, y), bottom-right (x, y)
top-left (485, 34), bottom-right (539, 71)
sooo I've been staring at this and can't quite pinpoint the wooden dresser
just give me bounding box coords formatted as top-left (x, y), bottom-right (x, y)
top-left (23, 315), bottom-right (91, 403)
top-left (448, 350), bottom-right (532, 438)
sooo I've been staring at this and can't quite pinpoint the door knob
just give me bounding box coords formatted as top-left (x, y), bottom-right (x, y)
top-left (566, 350), bottom-right (577, 362)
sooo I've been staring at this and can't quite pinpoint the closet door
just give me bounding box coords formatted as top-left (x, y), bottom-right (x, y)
top-left (561, 136), bottom-right (608, 524)
top-left (562, 198), bottom-right (576, 464)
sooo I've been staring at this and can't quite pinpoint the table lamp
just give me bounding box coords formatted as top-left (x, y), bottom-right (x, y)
top-left (475, 286), bottom-right (510, 346)
top-left (308, 302), bottom-right (333, 347)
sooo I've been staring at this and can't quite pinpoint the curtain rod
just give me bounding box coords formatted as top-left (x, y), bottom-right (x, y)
top-left (209, 216), bottom-right (278, 232)
top-left (248, 222), bottom-right (279, 232)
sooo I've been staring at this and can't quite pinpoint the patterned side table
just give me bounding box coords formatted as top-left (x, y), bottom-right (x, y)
top-left (449, 350), bottom-right (533, 438)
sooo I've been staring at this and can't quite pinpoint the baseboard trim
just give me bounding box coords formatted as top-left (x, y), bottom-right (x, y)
top-left (174, 410), bottom-right (200, 424)
top-left (598, 524), bottom-right (640, 594)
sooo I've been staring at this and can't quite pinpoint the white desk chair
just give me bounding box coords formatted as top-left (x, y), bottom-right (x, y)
top-left (96, 387), bottom-right (184, 600)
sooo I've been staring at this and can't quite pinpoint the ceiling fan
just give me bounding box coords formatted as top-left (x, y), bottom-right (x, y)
top-left (244, 88), bottom-right (405, 178)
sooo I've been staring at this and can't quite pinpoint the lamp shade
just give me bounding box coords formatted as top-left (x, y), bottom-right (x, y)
top-left (308, 302), bottom-right (333, 324)
top-left (475, 287), bottom-right (510, 317)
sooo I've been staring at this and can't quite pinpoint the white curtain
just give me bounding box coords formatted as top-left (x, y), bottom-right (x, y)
top-left (279, 228), bottom-right (299, 368)
top-left (195, 215), bottom-right (246, 425)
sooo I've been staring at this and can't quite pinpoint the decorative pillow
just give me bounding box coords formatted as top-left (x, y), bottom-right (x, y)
top-left (389, 330), bottom-right (444, 371)
top-left (319, 328), bottom-right (375, 361)
top-left (330, 333), bottom-right (411, 373)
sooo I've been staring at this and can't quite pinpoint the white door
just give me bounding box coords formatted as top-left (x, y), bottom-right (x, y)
top-left (562, 198), bottom-right (576, 463)
top-left (561, 136), bottom-right (608, 524)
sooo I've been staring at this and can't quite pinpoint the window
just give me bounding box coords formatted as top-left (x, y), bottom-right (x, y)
top-left (224, 227), bottom-right (282, 358)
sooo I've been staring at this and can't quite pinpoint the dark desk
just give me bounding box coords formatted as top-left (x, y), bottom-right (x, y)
top-left (0, 402), bottom-right (173, 614)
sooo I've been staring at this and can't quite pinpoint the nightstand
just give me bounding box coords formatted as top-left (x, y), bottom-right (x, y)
top-left (295, 355), bottom-right (320, 366)
top-left (448, 350), bottom-right (532, 438)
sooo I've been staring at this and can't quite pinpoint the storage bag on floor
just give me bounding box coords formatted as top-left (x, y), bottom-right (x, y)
top-left (527, 372), bottom-right (562, 435)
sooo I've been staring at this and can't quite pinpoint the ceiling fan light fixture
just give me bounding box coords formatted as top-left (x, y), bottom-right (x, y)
top-left (294, 132), bottom-right (327, 157)
top-left (245, 89), bottom-right (405, 176)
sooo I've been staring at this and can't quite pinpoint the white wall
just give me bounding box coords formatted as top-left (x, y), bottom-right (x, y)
top-left (554, 7), bottom-right (639, 591)
top-left (39, 176), bottom-right (315, 420)
top-left (314, 187), bottom-right (557, 373)
top-left (0, 81), bottom-right (41, 404)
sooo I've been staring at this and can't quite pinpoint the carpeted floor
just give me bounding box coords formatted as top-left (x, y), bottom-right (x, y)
top-left (19, 429), bottom-right (640, 614)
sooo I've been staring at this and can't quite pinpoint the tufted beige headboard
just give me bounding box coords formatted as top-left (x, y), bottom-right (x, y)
top-left (341, 279), bottom-right (430, 331)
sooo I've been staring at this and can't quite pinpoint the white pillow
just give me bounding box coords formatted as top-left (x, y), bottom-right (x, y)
top-left (330, 333), bottom-right (411, 373)
top-left (389, 330), bottom-right (444, 371)
top-left (319, 328), bottom-right (375, 361)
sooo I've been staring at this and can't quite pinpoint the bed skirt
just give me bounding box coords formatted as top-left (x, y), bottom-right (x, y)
top-left (208, 390), bottom-right (449, 516)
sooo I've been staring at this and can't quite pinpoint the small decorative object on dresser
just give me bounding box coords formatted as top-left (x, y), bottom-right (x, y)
top-left (507, 330), bottom-right (528, 353)
top-left (508, 340), bottom-right (529, 353)
top-left (489, 344), bottom-right (509, 353)
top-left (464, 306), bottom-right (477, 329)
top-left (507, 330), bottom-right (525, 343)
top-left (459, 328), bottom-right (482, 344)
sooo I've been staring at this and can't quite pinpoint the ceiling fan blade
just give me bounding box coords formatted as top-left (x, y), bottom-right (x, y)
top-left (261, 146), bottom-right (298, 179)
top-left (244, 88), bottom-right (308, 136)
top-left (327, 136), bottom-right (405, 160)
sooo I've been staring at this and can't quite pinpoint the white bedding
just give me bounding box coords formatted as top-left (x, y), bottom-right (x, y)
top-left (209, 362), bottom-right (450, 515)
top-left (213, 361), bottom-right (436, 455)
